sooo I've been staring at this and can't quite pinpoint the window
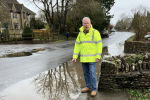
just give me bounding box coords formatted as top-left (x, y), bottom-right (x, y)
top-left (23, 12), bottom-right (25, 19)
top-left (27, 15), bottom-right (30, 20)
top-left (13, 12), bottom-right (17, 18)
top-left (14, 24), bottom-right (18, 29)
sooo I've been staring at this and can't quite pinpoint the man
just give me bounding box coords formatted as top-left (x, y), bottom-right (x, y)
top-left (72, 17), bottom-right (103, 97)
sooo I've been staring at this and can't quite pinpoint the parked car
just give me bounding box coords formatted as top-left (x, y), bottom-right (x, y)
top-left (110, 28), bottom-right (116, 32)
top-left (145, 34), bottom-right (150, 40)
top-left (144, 32), bottom-right (150, 41)
top-left (100, 30), bottom-right (109, 38)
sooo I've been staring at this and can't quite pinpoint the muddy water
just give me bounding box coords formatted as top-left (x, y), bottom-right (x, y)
top-left (0, 58), bottom-right (101, 100)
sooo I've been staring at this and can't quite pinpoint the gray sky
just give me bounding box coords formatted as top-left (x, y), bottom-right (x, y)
top-left (110, 0), bottom-right (150, 25)
top-left (18, 0), bottom-right (150, 25)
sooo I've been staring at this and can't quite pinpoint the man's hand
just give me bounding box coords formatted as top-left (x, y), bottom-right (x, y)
top-left (72, 58), bottom-right (76, 62)
top-left (95, 58), bottom-right (99, 62)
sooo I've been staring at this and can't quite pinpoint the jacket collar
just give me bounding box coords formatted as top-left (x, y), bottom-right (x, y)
top-left (79, 25), bottom-right (94, 33)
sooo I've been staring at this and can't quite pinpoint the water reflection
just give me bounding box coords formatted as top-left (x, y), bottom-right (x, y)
top-left (32, 61), bottom-right (80, 100)
top-left (32, 58), bottom-right (101, 100)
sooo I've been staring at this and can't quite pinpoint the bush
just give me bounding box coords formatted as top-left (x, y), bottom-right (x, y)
top-left (22, 27), bottom-right (33, 41)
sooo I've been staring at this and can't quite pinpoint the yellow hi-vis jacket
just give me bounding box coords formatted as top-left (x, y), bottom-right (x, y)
top-left (73, 25), bottom-right (103, 62)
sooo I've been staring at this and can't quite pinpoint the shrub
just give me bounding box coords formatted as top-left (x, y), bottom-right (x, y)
top-left (123, 57), bottom-right (135, 64)
top-left (123, 54), bottom-right (143, 64)
top-left (135, 54), bottom-right (143, 62)
top-left (22, 27), bottom-right (33, 41)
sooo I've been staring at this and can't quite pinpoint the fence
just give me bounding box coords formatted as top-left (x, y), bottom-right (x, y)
top-left (0, 29), bottom-right (59, 43)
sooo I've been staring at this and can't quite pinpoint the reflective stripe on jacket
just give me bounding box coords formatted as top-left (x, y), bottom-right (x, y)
top-left (73, 25), bottom-right (103, 62)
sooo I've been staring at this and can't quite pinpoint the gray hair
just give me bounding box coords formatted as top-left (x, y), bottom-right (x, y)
top-left (82, 17), bottom-right (91, 23)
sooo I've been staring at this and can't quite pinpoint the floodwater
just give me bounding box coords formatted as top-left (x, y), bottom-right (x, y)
top-left (0, 58), bottom-right (101, 100)
top-left (0, 32), bottom-right (135, 100)
top-left (0, 39), bottom-right (128, 100)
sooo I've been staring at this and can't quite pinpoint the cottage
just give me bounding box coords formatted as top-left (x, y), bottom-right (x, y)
top-left (0, 0), bottom-right (35, 29)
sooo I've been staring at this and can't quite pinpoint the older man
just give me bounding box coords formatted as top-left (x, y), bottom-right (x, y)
top-left (72, 17), bottom-right (103, 96)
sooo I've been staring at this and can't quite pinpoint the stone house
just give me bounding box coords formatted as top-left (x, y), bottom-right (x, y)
top-left (0, 0), bottom-right (35, 29)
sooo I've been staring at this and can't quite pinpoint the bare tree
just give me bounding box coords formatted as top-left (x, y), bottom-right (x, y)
top-left (132, 5), bottom-right (150, 41)
top-left (29, 0), bottom-right (74, 33)
top-left (115, 13), bottom-right (132, 31)
top-left (30, 0), bottom-right (57, 32)
top-left (56, 0), bottom-right (75, 34)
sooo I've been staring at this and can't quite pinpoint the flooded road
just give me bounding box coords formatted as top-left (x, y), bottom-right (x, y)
top-left (0, 58), bottom-right (101, 100)
top-left (0, 32), bottom-right (135, 100)
top-left (0, 43), bottom-right (74, 91)
top-left (102, 32), bottom-right (134, 56)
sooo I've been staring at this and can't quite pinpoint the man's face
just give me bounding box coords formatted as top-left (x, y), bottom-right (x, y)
top-left (83, 18), bottom-right (91, 31)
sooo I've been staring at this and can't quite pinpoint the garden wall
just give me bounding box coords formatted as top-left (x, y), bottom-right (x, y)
top-left (98, 60), bottom-right (150, 91)
top-left (124, 41), bottom-right (150, 53)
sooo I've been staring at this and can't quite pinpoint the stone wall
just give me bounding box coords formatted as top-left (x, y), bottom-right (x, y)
top-left (0, 1), bottom-right (10, 28)
top-left (98, 72), bottom-right (150, 90)
top-left (124, 41), bottom-right (150, 53)
top-left (98, 55), bottom-right (150, 91)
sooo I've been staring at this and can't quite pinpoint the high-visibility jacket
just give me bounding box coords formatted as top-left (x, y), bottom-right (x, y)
top-left (73, 25), bottom-right (103, 62)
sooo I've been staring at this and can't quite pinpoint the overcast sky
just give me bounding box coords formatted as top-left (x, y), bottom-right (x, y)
top-left (110, 0), bottom-right (150, 25)
top-left (18, 0), bottom-right (150, 25)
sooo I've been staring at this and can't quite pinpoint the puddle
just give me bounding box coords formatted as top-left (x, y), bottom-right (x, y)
top-left (0, 48), bottom-right (46, 58)
top-left (0, 58), bottom-right (101, 100)
top-left (103, 42), bottom-right (125, 59)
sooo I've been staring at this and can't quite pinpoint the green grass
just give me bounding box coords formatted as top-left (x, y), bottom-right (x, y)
top-left (113, 89), bottom-right (150, 100)
top-left (111, 60), bottom-right (116, 63)
top-left (127, 89), bottom-right (150, 100)
top-left (127, 35), bottom-right (135, 42)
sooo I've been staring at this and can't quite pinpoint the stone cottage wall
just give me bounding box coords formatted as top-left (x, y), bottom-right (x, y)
top-left (124, 41), bottom-right (150, 53)
top-left (98, 60), bottom-right (150, 91)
